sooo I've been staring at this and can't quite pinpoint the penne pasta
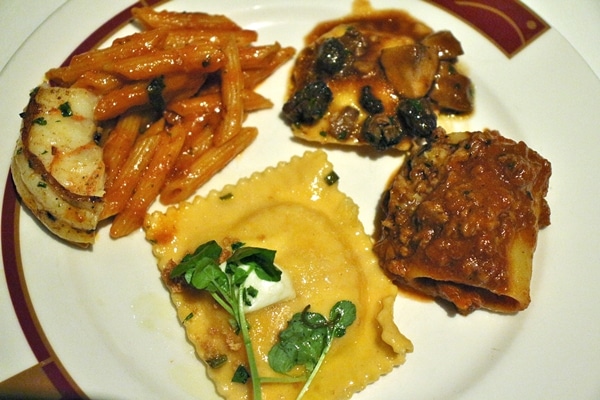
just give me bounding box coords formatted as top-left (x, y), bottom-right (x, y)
top-left (37, 6), bottom-right (296, 238)
top-left (167, 93), bottom-right (222, 118)
top-left (103, 112), bottom-right (145, 185)
top-left (109, 123), bottom-right (187, 238)
top-left (101, 120), bottom-right (164, 219)
top-left (47, 30), bottom-right (167, 86)
top-left (71, 70), bottom-right (123, 94)
top-left (103, 45), bottom-right (224, 80)
top-left (132, 7), bottom-right (241, 31)
top-left (162, 73), bottom-right (208, 103)
top-left (238, 44), bottom-right (285, 69)
top-left (213, 35), bottom-right (244, 146)
top-left (242, 46), bottom-right (296, 88)
top-left (160, 127), bottom-right (258, 204)
top-left (170, 120), bottom-right (216, 177)
top-left (164, 28), bottom-right (259, 48)
top-left (242, 90), bottom-right (274, 111)
top-left (94, 81), bottom-right (150, 121)
top-left (167, 89), bottom-right (272, 118)
top-left (94, 73), bottom-right (207, 121)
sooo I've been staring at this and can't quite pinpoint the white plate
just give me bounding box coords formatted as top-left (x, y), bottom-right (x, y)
top-left (2, 0), bottom-right (600, 399)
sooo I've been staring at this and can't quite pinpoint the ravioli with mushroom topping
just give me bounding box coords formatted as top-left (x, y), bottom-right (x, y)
top-left (144, 150), bottom-right (412, 399)
top-left (282, 2), bottom-right (473, 151)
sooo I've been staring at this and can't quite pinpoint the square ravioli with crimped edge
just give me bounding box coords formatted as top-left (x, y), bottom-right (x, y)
top-left (144, 150), bottom-right (412, 399)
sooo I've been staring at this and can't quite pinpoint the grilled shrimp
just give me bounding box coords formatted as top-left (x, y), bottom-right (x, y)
top-left (11, 84), bottom-right (105, 246)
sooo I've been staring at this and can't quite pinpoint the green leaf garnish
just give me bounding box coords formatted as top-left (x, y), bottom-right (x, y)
top-left (170, 240), bottom-right (282, 400)
top-left (228, 246), bottom-right (280, 282)
top-left (190, 263), bottom-right (228, 293)
top-left (182, 312), bottom-right (194, 324)
top-left (329, 300), bottom-right (356, 337)
top-left (171, 240), bottom-right (355, 400)
top-left (170, 240), bottom-right (222, 279)
top-left (268, 301), bottom-right (356, 399)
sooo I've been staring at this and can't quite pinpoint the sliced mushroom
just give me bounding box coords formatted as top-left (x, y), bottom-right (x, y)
top-left (380, 43), bottom-right (439, 99)
top-left (329, 106), bottom-right (360, 140)
top-left (421, 30), bottom-right (464, 60)
top-left (430, 61), bottom-right (474, 114)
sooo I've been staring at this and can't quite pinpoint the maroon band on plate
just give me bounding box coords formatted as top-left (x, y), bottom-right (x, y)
top-left (426, 0), bottom-right (549, 57)
top-left (1, 0), bottom-right (163, 398)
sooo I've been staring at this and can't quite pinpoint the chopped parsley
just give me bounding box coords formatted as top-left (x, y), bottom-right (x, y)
top-left (206, 354), bottom-right (228, 369)
top-left (182, 312), bottom-right (194, 324)
top-left (33, 117), bottom-right (47, 126)
top-left (232, 365), bottom-right (251, 384)
top-left (59, 102), bottom-right (73, 117)
top-left (325, 171), bottom-right (339, 186)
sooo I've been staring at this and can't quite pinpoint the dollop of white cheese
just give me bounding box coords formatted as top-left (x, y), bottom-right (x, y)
top-left (220, 262), bottom-right (296, 313)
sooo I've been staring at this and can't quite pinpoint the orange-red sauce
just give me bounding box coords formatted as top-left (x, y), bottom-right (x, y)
top-left (375, 129), bottom-right (551, 314)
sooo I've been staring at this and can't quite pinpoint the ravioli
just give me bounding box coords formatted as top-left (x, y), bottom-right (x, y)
top-left (281, 4), bottom-right (473, 151)
top-left (144, 150), bottom-right (412, 399)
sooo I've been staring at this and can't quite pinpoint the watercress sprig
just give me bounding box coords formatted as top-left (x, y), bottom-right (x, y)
top-left (170, 240), bottom-right (357, 400)
top-left (267, 300), bottom-right (357, 400)
top-left (170, 240), bottom-right (281, 400)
